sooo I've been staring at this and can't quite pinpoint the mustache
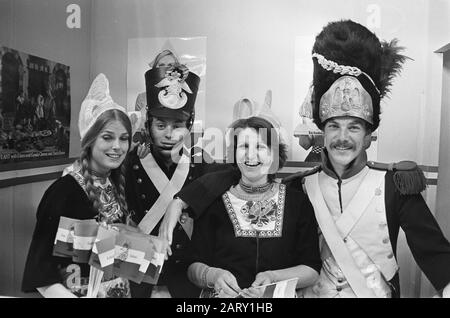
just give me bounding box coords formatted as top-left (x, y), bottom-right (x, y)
top-left (330, 140), bottom-right (354, 149)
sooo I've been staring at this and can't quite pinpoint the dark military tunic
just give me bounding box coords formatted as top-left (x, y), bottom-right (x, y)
top-left (124, 145), bottom-right (232, 298)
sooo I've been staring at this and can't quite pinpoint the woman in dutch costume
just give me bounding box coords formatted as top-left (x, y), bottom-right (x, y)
top-left (22, 74), bottom-right (141, 297)
top-left (185, 95), bottom-right (321, 298)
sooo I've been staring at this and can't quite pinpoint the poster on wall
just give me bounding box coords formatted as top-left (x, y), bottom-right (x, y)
top-left (127, 37), bottom-right (207, 130)
top-left (0, 46), bottom-right (71, 167)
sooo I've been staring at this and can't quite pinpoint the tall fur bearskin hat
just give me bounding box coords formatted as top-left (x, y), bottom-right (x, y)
top-left (311, 20), bottom-right (409, 131)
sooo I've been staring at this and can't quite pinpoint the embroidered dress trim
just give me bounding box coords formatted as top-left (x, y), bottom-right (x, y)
top-left (222, 183), bottom-right (286, 238)
top-left (69, 170), bottom-right (123, 223)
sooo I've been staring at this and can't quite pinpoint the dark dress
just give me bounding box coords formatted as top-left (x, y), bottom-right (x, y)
top-left (187, 184), bottom-right (322, 289)
top-left (124, 146), bottom-right (233, 297)
top-left (22, 174), bottom-right (129, 297)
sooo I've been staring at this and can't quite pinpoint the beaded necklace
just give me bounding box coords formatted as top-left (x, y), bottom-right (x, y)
top-left (239, 180), bottom-right (272, 194)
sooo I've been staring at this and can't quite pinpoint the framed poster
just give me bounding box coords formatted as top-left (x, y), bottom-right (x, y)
top-left (0, 46), bottom-right (71, 171)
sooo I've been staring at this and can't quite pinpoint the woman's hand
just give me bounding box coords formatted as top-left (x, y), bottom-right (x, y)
top-left (209, 268), bottom-right (242, 298)
top-left (239, 287), bottom-right (264, 298)
top-left (251, 271), bottom-right (275, 287)
top-left (238, 271), bottom-right (275, 298)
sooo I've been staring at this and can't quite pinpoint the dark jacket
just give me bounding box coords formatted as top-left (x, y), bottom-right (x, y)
top-left (22, 176), bottom-right (97, 293)
top-left (124, 146), bottom-right (233, 298)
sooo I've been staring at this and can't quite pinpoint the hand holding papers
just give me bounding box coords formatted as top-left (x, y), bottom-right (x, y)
top-left (239, 278), bottom-right (299, 298)
top-left (53, 216), bottom-right (168, 288)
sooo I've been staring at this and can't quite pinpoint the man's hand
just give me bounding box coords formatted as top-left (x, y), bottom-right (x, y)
top-left (136, 143), bottom-right (151, 159)
top-left (180, 212), bottom-right (189, 224)
top-left (159, 198), bottom-right (188, 258)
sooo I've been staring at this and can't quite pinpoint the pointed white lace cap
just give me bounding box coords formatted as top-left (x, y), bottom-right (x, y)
top-left (78, 73), bottom-right (143, 140)
top-left (227, 90), bottom-right (289, 147)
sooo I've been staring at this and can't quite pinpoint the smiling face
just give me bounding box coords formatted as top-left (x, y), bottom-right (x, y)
top-left (150, 116), bottom-right (189, 161)
top-left (90, 120), bottom-right (130, 175)
top-left (323, 117), bottom-right (371, 175)
top-left (235, 127), bottom-right (274, 186)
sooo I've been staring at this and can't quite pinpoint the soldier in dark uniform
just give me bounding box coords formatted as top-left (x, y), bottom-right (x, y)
top-left (124, 51), bottom-right (229, 298)
top-left (161, 21), bottom-right (450, 298)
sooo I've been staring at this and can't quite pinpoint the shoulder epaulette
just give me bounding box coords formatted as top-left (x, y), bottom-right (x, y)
top-left (282, 165), bottom-right (322, 184)
top-left (367, 160), bottom-right (426, 195)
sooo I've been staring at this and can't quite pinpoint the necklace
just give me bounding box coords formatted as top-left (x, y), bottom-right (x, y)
top-left (90, 169), bottom-right (111, 183)
top-left (239, 180), bottom-right (272, 193)
top-left (229, 182), bottom-right (277, 203)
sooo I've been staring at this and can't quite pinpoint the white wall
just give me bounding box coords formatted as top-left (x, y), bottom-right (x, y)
top-left (418, 0), bottom-right (450, 298)
top-left (89, 0), bottom-right (437, 164)
top-left (0, 0), bottom-right (91, 297)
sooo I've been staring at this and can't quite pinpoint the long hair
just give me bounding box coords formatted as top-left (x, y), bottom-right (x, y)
top-left (226, 116), bottom-right (287, 182)
top-left (79, 109), bottom-right (132, 221)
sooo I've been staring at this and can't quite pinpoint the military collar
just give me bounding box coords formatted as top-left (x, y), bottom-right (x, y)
top-left (150, 146), bottom-right (178, 175)
top-left (321, 149), bottom-right (368, 180)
